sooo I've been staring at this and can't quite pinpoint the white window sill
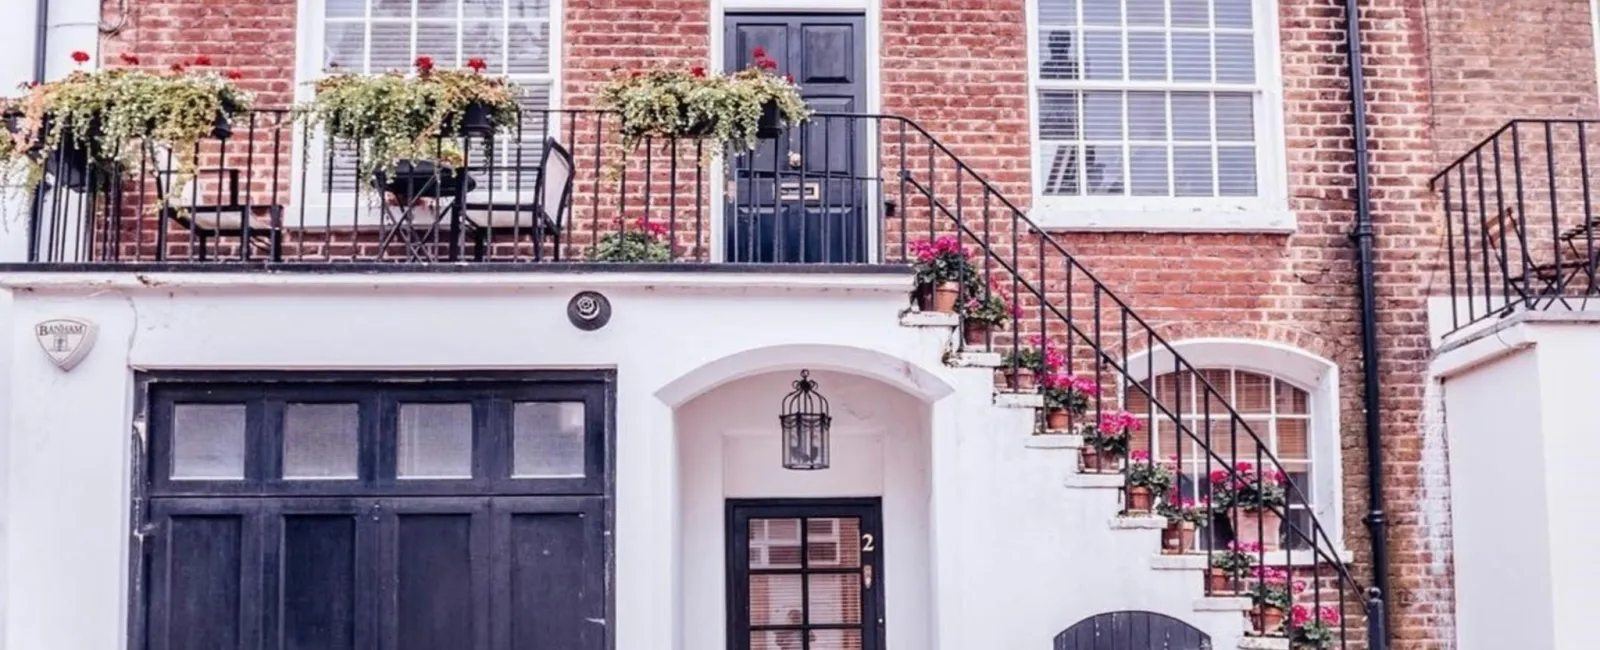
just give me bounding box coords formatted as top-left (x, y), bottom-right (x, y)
top-left (1026, 207), bottom-right (1299, 234)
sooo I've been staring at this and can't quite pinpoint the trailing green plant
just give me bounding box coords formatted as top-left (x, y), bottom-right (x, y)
top-left (294, 56), bottom-right (519, 185)
top-left (1157, 496), bottom-right (1214, 528)
top-left (1080, 410), bottom-right (1138, 456)
top-left (1041, 371), bottom-right (1095, 414)
top-left (1247, 566), bottom-right (1304, 613)
top-left (3, 51), bottom-right (253, 194)
top-left (959, 284), bottom-right (1012, 327)
top-left (1210, 541), bottom-right (1260, 577)
top-left (1288, 605), bottom-right (1341, 649)
top-left (597, 47), bottom-right (811, 153)
top-left (909, 235), bottom-right (975, 288)
top-left (1126, 450), bottom-right (1174, 494)
top-left (1208, 461), bottom-right (1290, 512)
top-left (588, 218), bottom-right (671, 262)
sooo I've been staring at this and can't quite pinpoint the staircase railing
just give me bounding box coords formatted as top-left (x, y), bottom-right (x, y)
top-left (876, 114), bottom-right (1382, 649)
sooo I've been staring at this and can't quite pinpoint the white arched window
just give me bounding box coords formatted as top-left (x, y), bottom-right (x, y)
top-left (1125, 340), bottom-right (1341, 551)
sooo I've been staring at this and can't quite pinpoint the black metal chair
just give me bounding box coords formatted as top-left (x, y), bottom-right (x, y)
top-left (148, 144), bottom-right (284, 261)
top-left (461, 137), bottom-right (574, 261)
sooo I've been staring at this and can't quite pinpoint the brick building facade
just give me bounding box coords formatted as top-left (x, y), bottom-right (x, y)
top-left (20, 0), bottom-right (1600, 648)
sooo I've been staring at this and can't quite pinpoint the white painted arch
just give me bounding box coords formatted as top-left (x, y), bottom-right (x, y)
top-left (654, 341), bottom-right (956, 408)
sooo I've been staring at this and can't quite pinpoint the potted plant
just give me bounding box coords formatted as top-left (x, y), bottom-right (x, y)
top-left (1207, 541), bottom-right (1259, 594)
top-left (909, 235), bottom-right (973, 313)
top-left (588, 218), bottom-right (672, 262)
top-left (1125, 450), bottom-right (1172, 513)
top-left (1210, 461), bottom-right (1290, 550)
top-left (597, 48), bottom-right (810, 153)
top-left (1157, 496), bottom-right (1212, 554)
top-left (1247, 566), bottom-right (1304, 636)
top-left (1040, 371), bottom-right (1093, 431)
top-left (959, 281), bottom-right (1011, 347)
top-left (295, 55), bottom-right (518, 204)
top-left (1079, 409), bottom-right (1137, 472)
top-left (1287, 605), bottom-right (1342, 649)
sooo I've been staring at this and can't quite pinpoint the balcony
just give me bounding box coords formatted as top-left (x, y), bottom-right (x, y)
top-left (1432, 119), bottom-right (1600, 338)
top-left (5, 109), bottom-right (962, 271)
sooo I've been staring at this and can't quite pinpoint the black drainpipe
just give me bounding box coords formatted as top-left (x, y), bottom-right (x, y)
top-left (32, 0), bottom-right (49, 83)
top-left (1341, 0), bottom-right (1392, 645)
top-left (24, 0), bottom-right (49, 262)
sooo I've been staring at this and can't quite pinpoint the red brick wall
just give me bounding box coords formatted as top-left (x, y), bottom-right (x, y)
top-left (91, 0), bottom-right (1600, 647)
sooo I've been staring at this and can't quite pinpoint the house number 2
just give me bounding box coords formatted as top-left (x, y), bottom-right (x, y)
top-left (861, 533), bottom-right (875, 553)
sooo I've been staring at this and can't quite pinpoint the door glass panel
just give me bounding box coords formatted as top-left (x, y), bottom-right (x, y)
top-left (750, 518), bottom-right (802, 569)
top-left (397, 403), bottom-right (473, 479)
top-left (743, 513), bottom-right (870, 650)
top-left (749, 573), bottom-right (803, 626)
top-left (283, 403), bottom-right (360, 479)
top-left (807, 573), bottom-right (861, 624)
top-left (172, 403), bottom-right (247, 480)
top-left (809, 629), bottom-right (863, 650)
top-left (512, 401), bottom-right (585, 478)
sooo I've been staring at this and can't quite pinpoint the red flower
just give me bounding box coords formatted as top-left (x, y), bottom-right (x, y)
top-left (751, 46), bottom-right (767, 58)
top-left (225, 70), bottom-right (244, 80)
top-left (758, 58), bottom-right (778, 71)
top-left (466, 57), bottom-right (487, 72)
top-left (192, 55), bottom-right (212, 66)
top-left (70, 50), bottom-right (90, 65)
top-left (170, 62), bottom-right (186, 73)
top-left (414, 55), bottom-right (435, 73)
top-left (784, 73), bottom-right (794, 83)
top-left (690, 65), bottom-right (705, 78)
top-left (119, 53), bottom-right (140, 65)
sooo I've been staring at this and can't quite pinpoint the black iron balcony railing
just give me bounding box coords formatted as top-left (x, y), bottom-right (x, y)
top-left (9, 107), bottom-right (1381, 648)
top-left (1432, 118), bottom-right (1600, 336)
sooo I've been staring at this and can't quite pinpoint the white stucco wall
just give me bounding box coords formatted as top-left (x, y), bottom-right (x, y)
top-left (1435, 314), bottom-right (1600, 650)
top-left (1, 270), bottom-right (1263, 650)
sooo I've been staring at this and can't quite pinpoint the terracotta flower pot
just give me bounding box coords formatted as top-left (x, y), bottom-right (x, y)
top-left (923, 281), bottom-right (960, 313)
top-left (1232, 508), bottom-right (1284, 551)
top-left (1079, 446), bottom-right (1101, 472)
top-left (1045, 408), bottom-right (1071, 431)
top-left (1096, 450), bottom-right (1123, 472)
top-left (1161, 521), bottom-right (1196, 554)
top-left (1251, 605), bottom-right (1286, 635)
top-left (1206, 567), bottom-right (1236, 594)
top-left (1127, 486), bottom-right (1154, 512)
top-left (1004, 367), bottom-right (1036, 391)
top-left (963, 321), bottom-right (990, 347)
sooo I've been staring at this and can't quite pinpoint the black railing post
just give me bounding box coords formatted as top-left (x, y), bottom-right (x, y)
top-left (1366, 588), bottom-right (1389, 650)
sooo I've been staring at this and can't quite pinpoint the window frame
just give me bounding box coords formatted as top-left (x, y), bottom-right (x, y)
top-left (1123, 338), bottom-right (1343, 548)
top-left (1023, 0), bottom-right (1292, 232)
top-left (289, 0), bottom-right (565, 222)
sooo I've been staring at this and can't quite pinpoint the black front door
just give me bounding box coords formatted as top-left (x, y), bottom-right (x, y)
top-left (724, 13), bottom-right (869, 264)
top-left (727, 499), bottom-right (884, 650)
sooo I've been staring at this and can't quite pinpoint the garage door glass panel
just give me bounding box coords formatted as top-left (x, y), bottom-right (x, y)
top-left (172, 403), bottom-right (247, 480)
top-left (512, 401), bottom-right (585, 478)
top-left (283, 403), bottom-right (360, 480)
top-left (397, 403), bottom-right (473, 479)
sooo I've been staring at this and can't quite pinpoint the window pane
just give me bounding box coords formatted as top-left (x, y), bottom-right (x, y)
top-left (1216, 0), bottom-right (1252, 28)
top-left (284, 403), bottom-right (360, 479)
top-left (1083, 0), bottom-right (1121, 26)
top-left (173, 404), bottom-right (247, 480)
top-left (507, 22), bottom-right (551, 74)
top-left (1215, 92), bottom-right (1254, 140)
top-left (1128, 32), bottom-right (1167, 80)
top-left (1083, 31), bottom-right (1125, 80)
top-left (1040, 142), bottom-right (1082, 195)
top-left (327, 0), bottom-right (364, 18)
top-left (748, 574), bottom-right (803, 624)
top-left (397, 403), bottom-right (473, 479)
top-left (808, 574), bottom-right (862, 624)
top-left (1173, 145), bottom-right (1213, 196)
top-left (1277, 380), bottom-right (1309, 414)
top-left (1236, 371), bottom-right (1271, 413)
top-left (1215, 33), bottom-right (1255, 84)
top-left (512, 402), bottom-right (585, 478)
top-left (1128, 91), bottom-right (1166, 139)
top-left (1082, 91), bottom-right (1124, 140)
top-left (1278, 418), bottom-right (1310, 460)
top-left (1039, 90), bottom-right (1081, 140)
top-left (371, 0), bottom-right (410, 18)
top-left (1039, 30), bottom-right (1081, 80)
top-left (1039, 0), bottom-right (1078, 24)
top-left (1171, 93), bottom-right (1211, 141)
top-left (416, 0), bottom-right (454, 18)
top-left (1127, 0), bottom-right (1164, 26)
top-left (463, 21), bottom-right (507, 71)
top-left (416, 22), bottom-right (457, 61)
top-left (1218, 147), bottom-right (1257, 196)
top-left (463, 0), bottom-right (502, 19)
top-left (507, 0), bottom-right (549, 19)
top-left (1129, 146), bottom-right (1169, 196)
top-left (1085, 145), bottom-right (1126, 195)
top-left (1171, 32), bottom-right (1211, 82)
top-left (323, 23), bottom-right (366, 73)
top-left (1171, 0), bottom-right (1209, 27)
top-left (370, 23), bottom-right (413, 71)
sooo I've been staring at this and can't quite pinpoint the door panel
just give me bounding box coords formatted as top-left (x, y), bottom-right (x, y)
top-left (724, 14), bottom-right (869, 264)
top-left (498, 497), bottom-right (607, 650)
top-left (727, 500), bottom-right (883, 650)
top-left (279, 515), bottom-right (359, 650)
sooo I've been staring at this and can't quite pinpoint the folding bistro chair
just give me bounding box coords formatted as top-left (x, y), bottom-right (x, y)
top-left (461, 137), bottom-right (574, 261)
top-left (1486, 206), bottom-right (1591, 311)
top-left (149, 144), bottom-right (284, 261)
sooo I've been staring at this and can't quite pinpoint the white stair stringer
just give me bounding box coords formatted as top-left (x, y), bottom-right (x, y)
top-left (896, 313), bottom-right (1252, 650)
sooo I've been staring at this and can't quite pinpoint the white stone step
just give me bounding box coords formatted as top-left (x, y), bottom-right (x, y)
top-left (899, 310), bottom-right (959, 328)
top-left (947, 351), bottom-right (1003, 367)
top-left (1194, 596), bottom-right (1252, 612)
top-left (1238, 637), bottom-right (1289, 650)
top-left (1109, 515), bottom-right (1167, 530)
top-left (1065, 472), bottom-right (1126, 489)
top-left (1024, 433), bottom-right (1084, 449)
top-left (993, 391), bottom-right (1044, 408)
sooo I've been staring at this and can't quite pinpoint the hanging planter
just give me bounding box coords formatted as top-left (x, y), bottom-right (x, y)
top-left (756, 99), bottom-right (783, 139)
top-left (458, 100), bottom-right (495, 136)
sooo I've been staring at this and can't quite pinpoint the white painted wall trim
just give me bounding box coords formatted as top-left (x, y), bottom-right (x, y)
top-left (0, 270), bottom-right (915, 293)
top-left (1124, 337), bottom-right (1347, 552)
top-left (655, 342), bottom-right (955, 407)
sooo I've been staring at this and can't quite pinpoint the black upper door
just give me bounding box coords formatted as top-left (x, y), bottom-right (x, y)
top-left (726, 499), bottom-right (884, 650)
top-left (724, 13), bottom-right (869, 264)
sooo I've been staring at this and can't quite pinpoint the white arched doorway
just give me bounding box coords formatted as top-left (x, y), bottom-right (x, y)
top-left (658, 345), bottom-right (951, 650)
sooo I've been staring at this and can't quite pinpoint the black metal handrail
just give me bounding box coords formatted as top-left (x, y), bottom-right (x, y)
top-left (1431, 118), bottom-right (1600, 336)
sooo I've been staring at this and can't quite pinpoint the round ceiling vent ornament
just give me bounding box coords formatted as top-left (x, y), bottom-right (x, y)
top-left (567, 291), bottom-right (612, 331)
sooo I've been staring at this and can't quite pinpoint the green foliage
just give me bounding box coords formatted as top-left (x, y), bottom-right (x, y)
top-left (597, 59), bottom-right (812, 153)
top-left (588, 220), bottom-right (671, 262)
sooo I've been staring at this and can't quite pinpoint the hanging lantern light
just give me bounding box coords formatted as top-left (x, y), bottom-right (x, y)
top-left (779, 369), bottom-right (831, 470)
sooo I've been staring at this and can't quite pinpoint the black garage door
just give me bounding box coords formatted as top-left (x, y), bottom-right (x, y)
top-left (132, 373), bottom-right (611, 650)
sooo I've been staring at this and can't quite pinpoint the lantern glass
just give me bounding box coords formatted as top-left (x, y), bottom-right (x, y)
top-left (778, 370), bottom-right (831, 471)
